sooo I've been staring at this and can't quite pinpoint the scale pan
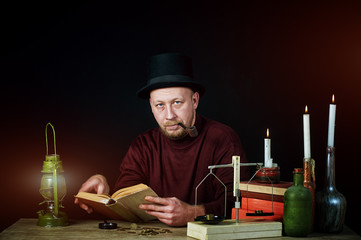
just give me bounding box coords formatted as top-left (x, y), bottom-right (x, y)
top-left (194, 215), bottom-right (224, 225)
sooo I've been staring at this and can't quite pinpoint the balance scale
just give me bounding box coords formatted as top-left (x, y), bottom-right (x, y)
top-left (187, 156), bottom-right (282, 240)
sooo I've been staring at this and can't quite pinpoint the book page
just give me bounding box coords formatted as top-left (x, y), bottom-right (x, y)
top-left (116, 186), bottom-right (158, 221)
top-left (239, 181), bottom-right (292, 196)
top-left (75, 192), bottom-right (140, 221)
top-left (75, 192), bottom-right (111, 204)
top-left (75, 195), bottom-right (126, 220)
top-left (75, 184), bottom-right (158, 222)
top-left (111, 183), bottom-right (149, 198)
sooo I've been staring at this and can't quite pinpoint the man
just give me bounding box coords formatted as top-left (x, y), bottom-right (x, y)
top-left (75, 53), bottom-right (247, 226)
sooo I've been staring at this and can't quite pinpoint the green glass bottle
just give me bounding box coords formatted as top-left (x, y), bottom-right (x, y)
top-left (283, 168), bottom-right (312, 237)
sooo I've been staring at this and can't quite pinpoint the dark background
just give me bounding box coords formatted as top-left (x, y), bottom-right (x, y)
top-left (1, 1), bottom-right (360, 235)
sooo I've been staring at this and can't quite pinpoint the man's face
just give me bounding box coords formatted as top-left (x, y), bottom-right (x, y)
top-left (149, 87), bottom-right (199, 140)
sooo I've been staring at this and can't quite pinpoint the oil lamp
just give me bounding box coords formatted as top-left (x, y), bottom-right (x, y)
top-left (37, 123), bottom-right (68, 227)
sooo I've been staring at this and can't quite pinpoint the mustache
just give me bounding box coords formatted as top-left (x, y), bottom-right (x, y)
top-left (162, 120), bottom-right (198, 138)
top-left (163, 121), bottom-right (182, 127)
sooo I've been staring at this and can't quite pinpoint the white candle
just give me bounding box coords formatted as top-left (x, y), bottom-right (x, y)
top-left (303, 105), bottom-right (311, 159)
top-left (264, 128), bottom-right (272, 168)
top-left (327, 94), bottom-right (336, 147)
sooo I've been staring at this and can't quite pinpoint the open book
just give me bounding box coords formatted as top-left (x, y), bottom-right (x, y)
top-left (75, 183), bottom-right (158, 222)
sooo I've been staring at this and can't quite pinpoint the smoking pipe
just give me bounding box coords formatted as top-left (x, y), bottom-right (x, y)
top-left (178, 122), bottom-right (198, 137)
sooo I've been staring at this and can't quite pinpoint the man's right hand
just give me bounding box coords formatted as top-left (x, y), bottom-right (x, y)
top-left (74, 174), bottom-right (110, 213)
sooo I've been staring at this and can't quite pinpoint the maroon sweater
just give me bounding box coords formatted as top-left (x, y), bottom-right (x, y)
top-left (114, 114), bottom-right (247, 218)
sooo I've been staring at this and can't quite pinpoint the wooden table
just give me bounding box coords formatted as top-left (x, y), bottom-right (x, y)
top-left (0, 218), bottom-right (360, 240)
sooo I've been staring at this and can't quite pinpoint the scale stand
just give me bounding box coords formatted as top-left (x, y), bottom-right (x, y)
top-left (187, 156), bottom-right (282, 240)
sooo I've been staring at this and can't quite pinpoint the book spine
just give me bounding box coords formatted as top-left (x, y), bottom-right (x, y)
top-left (241, 191), bottom-right (284, 202)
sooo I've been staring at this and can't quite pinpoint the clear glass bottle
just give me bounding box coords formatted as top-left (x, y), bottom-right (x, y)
top-left (316, 147), bottom-right (346, 233)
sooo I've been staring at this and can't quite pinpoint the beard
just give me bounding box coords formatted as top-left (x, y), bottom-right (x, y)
top-left (160, 121), bottom-right (188, 140)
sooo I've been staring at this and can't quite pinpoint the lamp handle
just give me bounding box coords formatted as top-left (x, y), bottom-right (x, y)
top-left (45, 123), bottom-right (57, 156)
top-left (45, 122), bottom-right (59, 216)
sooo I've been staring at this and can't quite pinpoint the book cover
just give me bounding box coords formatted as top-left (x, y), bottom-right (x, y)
top-left (240, 191), bottom-right (285, 202)
top-left (232, 208), bottom-right (283, 222)
top-left (232, 197), bottom-right (284, 221)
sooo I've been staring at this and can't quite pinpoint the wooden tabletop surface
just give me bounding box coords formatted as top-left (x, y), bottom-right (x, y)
top-left (0, 218), bottom-right (360, 240)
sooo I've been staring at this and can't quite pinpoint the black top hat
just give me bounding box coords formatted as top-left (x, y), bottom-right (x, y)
top-left (137, 53), bottom-right (205, 99)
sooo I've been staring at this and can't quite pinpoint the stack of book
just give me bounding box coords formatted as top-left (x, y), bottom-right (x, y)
top-left (232, 181), bottom-right (292, 221)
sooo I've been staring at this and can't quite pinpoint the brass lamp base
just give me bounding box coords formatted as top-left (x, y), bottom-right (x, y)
top-left (37, 210), bottom-right (68, 227)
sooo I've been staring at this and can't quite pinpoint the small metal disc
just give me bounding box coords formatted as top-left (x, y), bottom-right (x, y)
top-left (99, 221), bottom-right (117, 229)
top-left (194, 215), bottom-right (224, 224)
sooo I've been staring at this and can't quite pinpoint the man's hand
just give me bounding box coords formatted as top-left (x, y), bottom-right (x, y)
top-left (74, 174), bottom-right (110, 213)
top-left (139, 196), bottom-right (205, 226)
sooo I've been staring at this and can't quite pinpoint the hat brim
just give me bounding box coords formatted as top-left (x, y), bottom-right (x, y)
top-left (137, 75), bottom-right (205, 99)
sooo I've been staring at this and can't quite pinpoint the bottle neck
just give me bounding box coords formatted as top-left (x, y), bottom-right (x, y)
top-left (293, 173), bottom-right (304, 186)
top-left (325, 147), bottom-right (336, 190)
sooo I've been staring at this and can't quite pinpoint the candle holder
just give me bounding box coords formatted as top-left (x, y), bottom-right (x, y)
top-left (315, 147), bottom-right (346, 233)
top-left (255, 164), bottom-right (280, 184)
top-left (303, 157), bottom-right (316, 231)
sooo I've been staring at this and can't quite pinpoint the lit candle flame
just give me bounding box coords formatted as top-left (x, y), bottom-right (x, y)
top-left (305, 105), bottom-right (308, 113)
top-left (266, 128), bottom-right (269, 138)
top-left (332, 94), bottom-right (335, 104)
